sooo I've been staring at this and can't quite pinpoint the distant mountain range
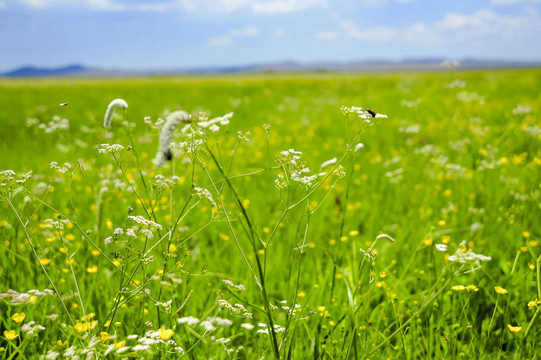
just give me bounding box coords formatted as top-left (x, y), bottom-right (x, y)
top-left (2, 58), bottom-right (540, 77)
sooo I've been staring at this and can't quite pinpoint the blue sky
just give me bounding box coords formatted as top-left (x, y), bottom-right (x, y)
top-left (1, 0), bottom-right (540, 71)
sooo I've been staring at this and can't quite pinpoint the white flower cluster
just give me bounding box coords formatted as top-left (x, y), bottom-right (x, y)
top-left (152, 174), bottom-right (180, 191)
top-left (237, 130), bottom-right (251, 142)
top-left (177, 315), bottom-right (236, 332)
top-left (97, 143), bottom-right (125, 154)
top-left (447, 240), bottom-right (491, 273)
top-left (43, 218), bottom-right (71, 230)
top-left (22, 320), bottom-right (46, 335)
top-left (198, 112), bottom-right (233, 132)
top-left (445, 79), bottom-right (467, 89)
top-left (257, 323), bottom-right (285, 335)
top-left (218, 299), bottom-right (253, 318)
top-left (456, 91), bottom-right (485, 104)
top-left (128, 215), bottom-right (162, 230)
top-left (280, 300), bottom-right (301, 316)
top-left (37, 115), bottom-right (70, 133)
top-left (341, 105), bottom-right (387, 123)
top-left (1, 169), bottom-right (32, 189)
top-left (49, 162), bottom-right (72, 174)
top-left (276, 149), bottom-right (326, 189)
top-left (193, 186), bottom-right (217, 208)
top-left (512, 104), bottom-right (532, 114)
top-left (0, 288), bottom-right (54, 305)
top-left (223, 279), bottom-right (246, 291)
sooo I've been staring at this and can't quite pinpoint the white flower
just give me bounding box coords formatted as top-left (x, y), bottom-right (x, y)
top-left (132, 344), bottom-right (150, 352)
top-left (177, 316), bottom-right (200, 326)
top-left (512, 104), bottom-right (532, 114)
top-left (200, 321), bottom-right (216, 332)
top-left (241, 323), bottom-right (255, 330)
top-left (103, 99), bottom-right (128, 128)
top-left (435, 244), bottom-right (447, 252)
top-left (128, 215), bottom-right (162, 230)
top-left (98, 143), bottom-right (125, 154)
top-left (223, 279), bottom-right (246, 291)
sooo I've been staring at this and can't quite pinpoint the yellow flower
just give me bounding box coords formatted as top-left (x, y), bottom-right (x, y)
top-left (452, 285), bottom-right (466, 291)
top-left (114, 340), bottom-right (126, 348)
top-left (40, 258), bottom-right (51, 266)
top-left (317, 306), bottom-right (326, 314)
top-left (81, 313), bottom-right (95, 321)
top-left (86, 265), bottom-right (98, 273)
top-left (297, 291), bottom-right (306, 298)
top-left (158, 328), bottom-right (174, 340)
top-left (11, 313), bottom-right (26, 323)
top-left (4, 330), bottom-right (18, 340)
top-left (528, 299), bottom-right (540, 310)
top-left (349, 230), bottom-right (359, 236)
top-left (168, 244), bottom-right (177, 252)
top-left (57, 340), bottom-right (68, 347)
top-left (466, 285), bottom-right (479, 292)
top-left (74, 322), bottom-right (88, 333)
top-left (424, 237), bottom-right (433, 246)
top-left (507, 324), bottom-right (522, 334)
top-left (522, 231), bottom-right (530, 238)
top-left (100, 332), bottom-right (110, 342)
top-left (494, 286), bottom-right (508, 295)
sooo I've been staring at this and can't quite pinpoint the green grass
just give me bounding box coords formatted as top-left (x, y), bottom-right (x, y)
top-left (0, 69), bottom-right (540, 359)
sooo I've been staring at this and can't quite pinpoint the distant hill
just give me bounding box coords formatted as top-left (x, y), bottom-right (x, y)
top-left (2, 64), bottom-right (90, 77)
top-left (2, 59), bottom-right (540, 78)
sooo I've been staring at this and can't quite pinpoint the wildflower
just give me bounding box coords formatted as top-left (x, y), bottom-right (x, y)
top-left (86, 265), bottom-right (98, 273)
top-left (528, 299), bottom-right (540, 310)
top-left (97, 143), bottom-right (125, 154)
top-left (241, 323), bottom-right (255, 330)
top-left (447, 240), bottom-right (491, 272)
top-left (128, 215), bottom-right (162, 230)
top-left (466, 285), bottom-right (479, 292)
top-left (507, 324), bottom-right (522, 334)
top-left (4, 330), bottom-right (18, 340)
top-left (103, 99), bottom-right (128, 128)
top-left (153, 110), bottom-right (191, 167)
top-left (177, 316), bottom-right (200, 326)
top-left (132, 344), bottom-right (150, 351)
top-left (200, 321), bottom-right (216, 332)
top-left (21, 321), bottom-right (45, 335)
top-left (158, 328), bottom-right (174, 340)
top-left (223, 279), bottom-right (246, 291)
top-left (114, 340), bottom-right (126, 348)
top-left (12, 313), bottom-right (26, 323)
top-left (45, 350), bottom-right (60, 360)
top-left (452, 285), bottom-right (466, 291)
top-left (435, 244), bottom-right (447, 252)
top-left (512, 104), bottom-right (532, 114)
top-left (101, 332), bottom-right (110, 342)
top-left (494, 286), bottom-right (508, 295)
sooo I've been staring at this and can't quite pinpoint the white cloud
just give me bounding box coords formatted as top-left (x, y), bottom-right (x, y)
top-left (252, 0), bottom-right (327, 14)
top-left (339, 8), bottom-right (541, 47)
top-left (207, 26), bottom-right (260, 47)
top-left (315, 31), bottom-right (338, 40)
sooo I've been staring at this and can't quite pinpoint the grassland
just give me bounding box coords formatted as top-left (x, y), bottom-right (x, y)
top-left (0, 69), bottom-right (540, 359)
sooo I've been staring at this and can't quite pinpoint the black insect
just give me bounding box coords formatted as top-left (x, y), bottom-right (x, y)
top-left (366, 109), bottom-right (376, 117)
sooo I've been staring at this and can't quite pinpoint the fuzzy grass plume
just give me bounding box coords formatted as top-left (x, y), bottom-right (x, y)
top-left (153, 110), bottom-right (191, 167)
top-left (103, 98), bottom-right (128, 128)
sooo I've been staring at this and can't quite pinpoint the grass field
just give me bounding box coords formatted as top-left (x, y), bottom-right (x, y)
top-left (0, 69), bottom-right (540, 359)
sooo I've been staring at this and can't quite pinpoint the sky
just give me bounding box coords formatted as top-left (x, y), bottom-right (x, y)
top-left (1, 0), bottom-right (541, 72)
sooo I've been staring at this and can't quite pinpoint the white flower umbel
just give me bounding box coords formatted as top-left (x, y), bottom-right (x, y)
top-left (153, 110), bottom-right (191, 167)
top-left (197, 112), bottom-right (233, 130)
top-left (103, 99), bottom-right (128, 128)
top-left (447, 240), bottom-right (491, 273)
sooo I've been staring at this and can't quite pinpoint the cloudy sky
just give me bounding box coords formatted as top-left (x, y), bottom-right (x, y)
top-left (1, 0), bottom-right (540, 71)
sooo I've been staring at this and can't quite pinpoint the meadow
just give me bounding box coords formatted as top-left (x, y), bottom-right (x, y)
top-left (0, 69), bottom-right (540, 359)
